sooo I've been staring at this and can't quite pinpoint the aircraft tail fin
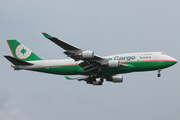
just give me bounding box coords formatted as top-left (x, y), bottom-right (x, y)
top-left (6, 40), bottom-right (42, 61)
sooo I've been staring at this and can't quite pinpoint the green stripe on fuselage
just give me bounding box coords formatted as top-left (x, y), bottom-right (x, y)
top-left (29, 65), bottom-right (82, 75)
top-left (28, 61), bottom-right (176, 76)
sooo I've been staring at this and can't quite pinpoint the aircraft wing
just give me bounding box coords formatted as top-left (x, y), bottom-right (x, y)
top-left (65, 76), bottom-right (89, 81)
top-left (42, 32), bottom-right (109, 72)
top-left (42, 32), bottom-right (104, 61)
top-left (64, 75), bottom-right (103, 85)
top-left (42, 32), bottom-right (127, 73)
top-left (42, 32), bottom-right (79, 50)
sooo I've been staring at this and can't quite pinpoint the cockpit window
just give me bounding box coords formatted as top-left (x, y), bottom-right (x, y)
top-left (161, 53), bottom-right (165, 55)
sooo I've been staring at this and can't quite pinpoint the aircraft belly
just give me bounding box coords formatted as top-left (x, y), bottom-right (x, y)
top-left (130, 61), bottom-right (176, 71)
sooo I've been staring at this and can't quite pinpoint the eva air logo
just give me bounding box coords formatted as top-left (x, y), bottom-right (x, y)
top-left (15, 44), bottom-right (32, 59)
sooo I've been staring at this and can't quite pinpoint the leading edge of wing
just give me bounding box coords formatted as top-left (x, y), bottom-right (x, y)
top-left (42, 32), bottom-right (80, 50)
top-left (42, 32), bottom-right (104, 60)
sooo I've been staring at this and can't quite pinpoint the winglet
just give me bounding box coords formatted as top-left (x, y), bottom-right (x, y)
top-left (64, 76), bottom-right (72, 80)
top-left (42, 32), bottom-right (52, 38)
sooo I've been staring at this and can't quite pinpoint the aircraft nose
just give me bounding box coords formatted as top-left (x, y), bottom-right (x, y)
top-left (168, 56), bottom-right (177, 65)
top-left (174, 58), bottom-right (178, 63)
top-left (173, 58), bottom-right (178, 64)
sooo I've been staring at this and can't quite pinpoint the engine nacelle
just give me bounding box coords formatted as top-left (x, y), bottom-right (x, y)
top-left (108, 60), bottom-right (120, 68)
top-left (107, 75), bottom-right (123, 83)
top-left (81, 51), bottom-right (94, 59)
top-left (112, 76), bottom-right (123, 83)
top-left (92, 78), bottom-right (103, 85)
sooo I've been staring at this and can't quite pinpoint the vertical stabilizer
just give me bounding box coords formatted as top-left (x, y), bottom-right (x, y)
top-left (7, 40), bottom-right (42, 61)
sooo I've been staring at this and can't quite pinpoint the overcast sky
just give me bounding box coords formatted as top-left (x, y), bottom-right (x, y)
top-left (0, 0), bottom-right (180, 120)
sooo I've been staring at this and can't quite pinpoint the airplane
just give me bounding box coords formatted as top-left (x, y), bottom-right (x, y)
top-left (4, 32), bottom-right (178, 85)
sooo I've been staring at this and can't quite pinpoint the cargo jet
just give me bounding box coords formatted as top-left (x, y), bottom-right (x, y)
top-left (4, 33), bottom-right (177, 85)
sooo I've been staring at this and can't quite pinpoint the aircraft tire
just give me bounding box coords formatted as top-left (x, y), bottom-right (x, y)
top-left (157, 74), bottom-right (161, 77)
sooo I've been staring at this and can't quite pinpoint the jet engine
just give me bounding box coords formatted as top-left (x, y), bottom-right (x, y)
top-left (81, 51), bottom-right (94, 59)
top-left (108, 60), bottom-right (120, 68)
top-left (107, 75), bottom-right (123, 83)
top-left (92, 78), bottom-right (103, 85)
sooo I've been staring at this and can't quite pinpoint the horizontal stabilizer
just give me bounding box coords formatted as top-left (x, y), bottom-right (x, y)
top-left (4, 56), bottom-right (34, 65)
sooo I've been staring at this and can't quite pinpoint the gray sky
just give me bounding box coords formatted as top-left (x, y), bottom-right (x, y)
top-left (0, 0), bottom-right (180, 120)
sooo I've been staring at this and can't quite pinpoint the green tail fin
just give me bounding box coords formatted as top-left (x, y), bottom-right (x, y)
top-left (7, 40), bottom-right (42, 61)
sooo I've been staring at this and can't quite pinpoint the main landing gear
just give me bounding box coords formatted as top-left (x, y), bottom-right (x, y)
top-left (157, 69), bottom-right (161, 77)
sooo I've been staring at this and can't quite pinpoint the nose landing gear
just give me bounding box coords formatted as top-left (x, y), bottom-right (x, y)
top-left (157, 69), bottom-right (161, 77)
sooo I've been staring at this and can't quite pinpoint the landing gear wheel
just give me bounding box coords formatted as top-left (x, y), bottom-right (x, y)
top-left (100, 78), bottom-right (104, 83)
top-left (99, 82), bottom-right (103, 85)
top-left (157, 73), bottom-right (161, 77)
